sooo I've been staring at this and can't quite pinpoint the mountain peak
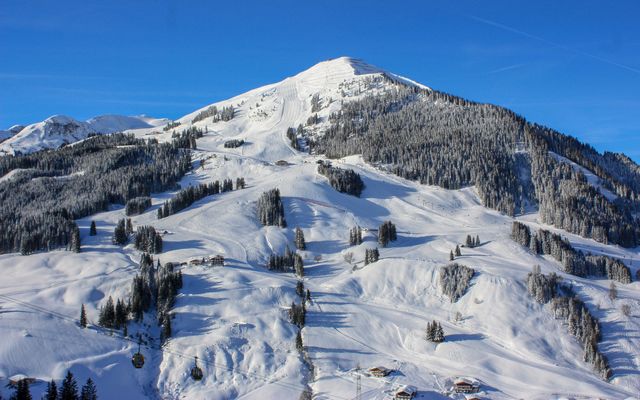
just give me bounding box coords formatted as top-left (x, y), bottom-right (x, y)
top-left (296, 57), bottom-right (386, 80)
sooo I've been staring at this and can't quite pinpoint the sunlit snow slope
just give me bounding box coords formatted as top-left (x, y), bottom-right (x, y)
top-left (1, 57), bottom-right (639, 400)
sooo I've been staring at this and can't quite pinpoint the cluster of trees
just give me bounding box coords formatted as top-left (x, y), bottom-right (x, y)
top-left (223, 139), bottom-right (245, 148)
top-left (289, 301), bottom-right (306, 328)
top-left (310, 81), bottom-right (640, 247)
top-left (134, 226), bottom-right (163, 254)
top-left (364, 248), bottom-right (379, 265)
top-left (465, 234), bottom-right (481, 248)
top-left (295, 227), bottom-right (306, 250)
top-left (527, 138), bottom-right (639, 248)
top-left (512, 222), bottom-right (631, 283)
top-left (163, 120), bottom-right (181, 131)
top-left (125, 196), bottom-right (151, 216)
top-left (171, 126), bottom-right (203, 149)
top-left (158, 178), bottom-right (244, 219)
top-left (286, 127), bottom-right (300, 150)
top-left (306, 114), bottom-right (319, 125)
top-left (349, 225), bottom-right (363, 245)
top-left (312, 86), bottom-right (525, 215)
top-left (439, 263), bottom-right (475, 302)
top-left (97, 296), bottom-right (128, 330)
top-left (311, 93), bottom-right (322, 113)
top-left (33, 371), bottom-right (98, 400)
top-left (266, 247), bottom-right (304, 275)
top-left (129, 254), bottom-right (182, 341)
top-left (526, 268), bottom-right (611, 379)
top-left (257, 188), bottom-right (286, 227)
top-left (378, 221), bottom-right (397, 247)
top-left (0, 133), bottom-right (191, 255)
top-left (113, 218), bottom-right (133, 245)
top-left (425, 320), bottom-right (445, 343)
top-left (316, 161), bottom-right (364, 197)
top-left (192, 105), bottom-right (234, 124)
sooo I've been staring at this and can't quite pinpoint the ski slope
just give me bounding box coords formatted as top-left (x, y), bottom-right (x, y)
top-left (1, 57), bottom-right (639, 399)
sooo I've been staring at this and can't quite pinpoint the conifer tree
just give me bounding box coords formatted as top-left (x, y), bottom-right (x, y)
top-left (295, 330), bottom-right (303, 351)
top-left (79, 304), bottom-right (87, 328)
top-left (295, 227), bottom-right (306, 250)
top-left (465, 235), bottom-right (473, 247)
top-left (69, 224), bottom-right (81, 253)
top-left (609, 282), bottom-right (617, 301)
top-left (161, 314), bottom-right (172, 343)
top-left (125, 218), bottom-right (133, 236)
top-left (11, 379), bottom-right (31, 400)
top-left (296, 281), bottom-right (305, 297)
top-left (89, 221), bottom-right (97, 236)
top-left (113, 219), bottom-right (127, 245)
top-left (44, 380), bottom-right (58, 400)
top-left (80, 378), bottom-right (97, 400)
top-left (306, 289), bottom-right (311, 303)
top-left (455, 244), bottom-right (461, 257)
top-left (59, 371), bottom-right (78, 400)
top-left (449, 250), bottom-right (454, 261)
top-left (475, 235), bottom-right (480, 246)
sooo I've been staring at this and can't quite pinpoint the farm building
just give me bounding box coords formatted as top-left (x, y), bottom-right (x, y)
top-left (368, 366), bottom-right (391, 377)
top-left (394, 385), bottom-right (417, 399)
top-left (453, 378), bottom-right (480, 393)
top-left (211, 255), bottom-right (225, 266)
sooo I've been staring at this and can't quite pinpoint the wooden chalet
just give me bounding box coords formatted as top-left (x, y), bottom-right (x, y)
top-left (211, 255), bottom-right (225, 266)
top-left (453, 378), bottom-right (479, 393)
top-left (189, 258), bottom-right (204, 266)
top-left (368, 366), bottom-right (391, 377)
top-left (394, 385), bottom-right (417, 400)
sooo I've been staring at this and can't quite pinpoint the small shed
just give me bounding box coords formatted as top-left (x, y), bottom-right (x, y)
top-left (453, 378), bottom-right (479, 393)
top-left (395, 385), bottom-right (417, 400)
top-left (368, 366), bottom-right (391, 377)
top-left (189, 258), bottom-right (203, 266)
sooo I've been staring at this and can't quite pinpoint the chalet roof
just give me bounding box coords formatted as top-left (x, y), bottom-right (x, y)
top-left (396, 385), bottom-right (417, 395)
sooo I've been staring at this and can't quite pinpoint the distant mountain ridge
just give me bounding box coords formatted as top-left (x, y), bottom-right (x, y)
top-left (0, 114), bottom-right (168, 155)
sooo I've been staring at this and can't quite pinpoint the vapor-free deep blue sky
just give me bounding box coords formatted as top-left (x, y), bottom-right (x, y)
top-left (2, 1), bottom-right (639, 159)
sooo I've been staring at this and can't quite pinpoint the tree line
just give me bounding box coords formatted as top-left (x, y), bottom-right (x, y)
top-left (512, 222), bottom-right (631, 283)
top-left (317, 161), bottom-right (364, 197)
top-left (158, 178), bottom-right (244, 219)
top-left (257, 188), bottom-right (286, 227)
top-left (0, 133), bottom-right (191, 255)
top-left (526, 268), bottom-right (611, 379)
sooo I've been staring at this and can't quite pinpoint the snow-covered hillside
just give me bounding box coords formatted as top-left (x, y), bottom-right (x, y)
top-left (0, 114), bottom-right (168, 155)
top-left (1, 57), bottom-right (639, 400)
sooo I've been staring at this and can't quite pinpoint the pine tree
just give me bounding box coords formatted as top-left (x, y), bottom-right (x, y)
top-left (306, 289), bottom-right (311, 303)
top-left (161, 314), bottom-right (172, 343)
top-left (59, 371), bottom-right (78, 400)
top-left (115, 298), bottom-right (127, 329)
top-left (98, 296), bottom-right (115, 329)
top-left (125, 218), bottom-right (133, 236)
top-left (113, 219), bottom-right (127, 245)
top-left (295, 227), bottom-right (306, 250)
top-left (295, 330), bottom-right (303, 351)
top-left (294, 255), bottom-right (304, 278)
top-left (296, 281), bottom-right (304, 297)
top-left (89, 221), bottom-right (97, 236)
top-left (475, 235), bottom-right (480, 246)
top-left (11, 379), bottom-right (32, 400)
top-left (79, 304), bottom-right (87, 328)
top-left (45, 380), bottom-right (58, 400)
top-left (69, 224), bottom-right (81, 253)
top-left (455, 245), bottom-right (461, 257)
top-left (609, 282), bottom-right (617, 301)
top-left (449, 250), bottom-right (454, 261)
top-left (465, 235), bottom-right (473, 247)
top-left (80, 378), bottom-right (97, 400)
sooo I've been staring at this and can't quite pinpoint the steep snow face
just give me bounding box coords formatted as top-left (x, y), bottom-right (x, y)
top-left (0, 115), bottom-right (167, 155)
top-left (0, 125), bottom-right (24, 143)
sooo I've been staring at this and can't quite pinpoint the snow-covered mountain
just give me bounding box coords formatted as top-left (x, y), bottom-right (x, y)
top-left (0, 57), bottom-right (639, 400)
top-left (0, 114), bottom-right (168, 155)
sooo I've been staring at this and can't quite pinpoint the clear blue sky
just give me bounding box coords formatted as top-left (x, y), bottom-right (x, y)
top-left (1, 1), bottom-right (639, 160)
